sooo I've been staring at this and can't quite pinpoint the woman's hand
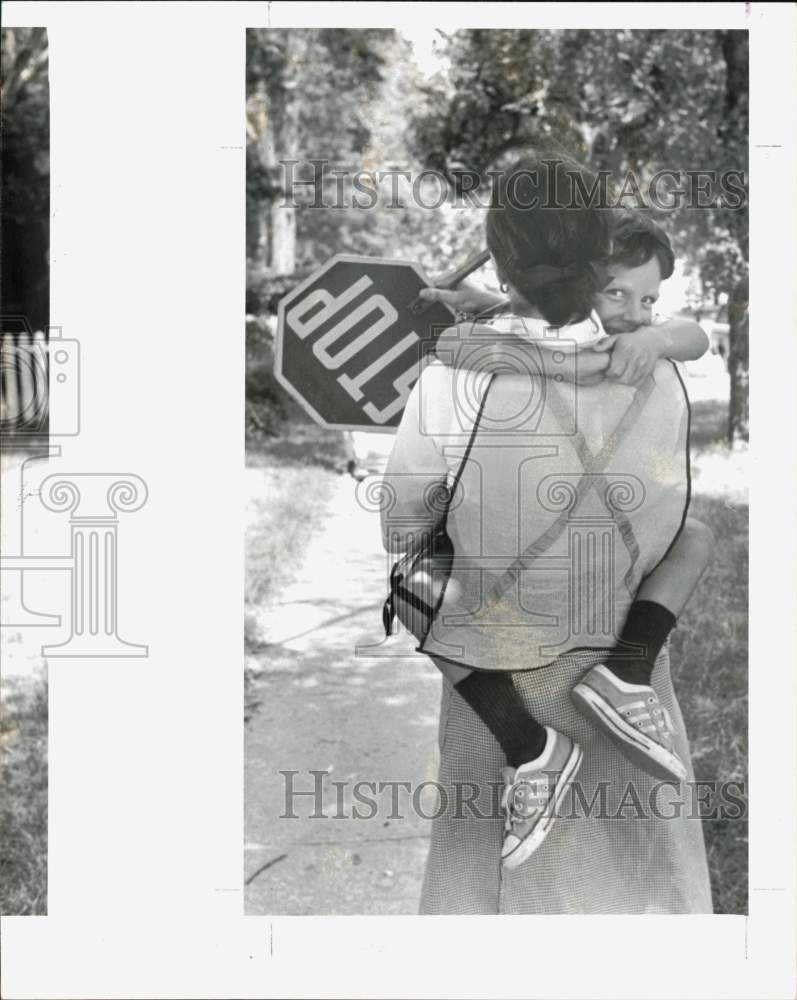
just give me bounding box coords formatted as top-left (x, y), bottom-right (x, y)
top-left (419, 278), bottom-right (506, 317)
top-left (592, 330), bottom-right (662, 386)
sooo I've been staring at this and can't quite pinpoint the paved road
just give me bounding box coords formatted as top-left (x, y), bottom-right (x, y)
top-left (244, 470), bottom-right (443, 915)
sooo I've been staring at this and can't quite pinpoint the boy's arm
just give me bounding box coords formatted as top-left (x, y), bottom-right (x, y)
top-left (647, 315), bottom-right (710, 361)
top-left (594, 316), bottom-right (709, 385)
top-left (434, 322), bottom-right (611, 386)
top-left (422, 280), bottom-right (611, 385)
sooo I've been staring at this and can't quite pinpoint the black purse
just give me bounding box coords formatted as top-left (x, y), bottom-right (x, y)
top-left (382, 374), bottom-right (495, 643)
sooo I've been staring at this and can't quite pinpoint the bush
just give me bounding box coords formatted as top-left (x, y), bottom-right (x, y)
top-left (245, 266), bottom-right (314, 316)
top-left (245, 313), bottom-right (307, 441)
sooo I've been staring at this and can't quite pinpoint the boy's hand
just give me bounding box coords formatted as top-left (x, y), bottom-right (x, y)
top-left (593, 330), bottom-right (663, 386)
top-left (419, 278), bottom-right (506, 317)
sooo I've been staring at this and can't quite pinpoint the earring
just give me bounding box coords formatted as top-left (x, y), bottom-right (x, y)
top-left (499, 282), bottom-right (508, 293)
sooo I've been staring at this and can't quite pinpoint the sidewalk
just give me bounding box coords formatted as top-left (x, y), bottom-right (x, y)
top-left (244, 472), bottom-right (443, 915)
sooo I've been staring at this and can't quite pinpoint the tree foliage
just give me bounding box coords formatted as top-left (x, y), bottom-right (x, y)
top-left (247, 28), bottom-right (749, 441)
top-left (246, 29), bottom-right (392, 277)
top-left (410, 29), bottom-right (748, 301)
top-left (1, 28), bottom-right (50, 331)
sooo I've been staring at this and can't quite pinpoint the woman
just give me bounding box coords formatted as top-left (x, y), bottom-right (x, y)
top-left (381, 155), bottom-right (713, 913)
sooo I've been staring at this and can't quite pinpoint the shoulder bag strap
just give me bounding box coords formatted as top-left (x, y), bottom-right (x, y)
top-left (382, 373), bottom-right (495, 638)
top-left (438, 372), bottom-right (496, 534)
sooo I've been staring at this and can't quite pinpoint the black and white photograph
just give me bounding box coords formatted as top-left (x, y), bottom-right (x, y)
top-left (2, 3), bottom-right (797, 999)
top-left (244, 25), bottom-right (749, 915)
top-left (1, 25), bottom-right (50, 917)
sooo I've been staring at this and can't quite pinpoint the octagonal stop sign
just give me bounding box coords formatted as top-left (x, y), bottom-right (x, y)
top-left (275, 251), bottom-right (490, 430)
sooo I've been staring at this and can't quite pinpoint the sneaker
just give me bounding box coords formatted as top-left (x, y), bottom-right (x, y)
top-left (571, 663), bottom-right (687, 782)
top-left (500, 726), bottom-right (583, 870)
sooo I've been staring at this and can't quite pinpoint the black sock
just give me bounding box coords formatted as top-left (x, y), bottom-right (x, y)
top-left (605, 600), bottom-right (677, 686)
top-left (454, 671), bottom-right (547, 768)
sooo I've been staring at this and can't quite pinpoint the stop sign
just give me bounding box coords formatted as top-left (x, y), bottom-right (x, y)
top-left (275, 255), bottom-right (460, 430)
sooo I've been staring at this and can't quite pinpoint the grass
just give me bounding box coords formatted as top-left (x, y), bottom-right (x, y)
top-left (245, 420), bottom-right (350, 721)
top-left (0, 671), bottom-right (48, 915)
top-left (245, 421), bottom-right (350, 645)
top-left (689, 398), bottom-right (733, 450)
top-left (670, 396), bottom-right (748, 914)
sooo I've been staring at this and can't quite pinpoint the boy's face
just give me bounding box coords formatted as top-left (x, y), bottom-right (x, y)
top-left (592, 256), bottom-right (663, 334)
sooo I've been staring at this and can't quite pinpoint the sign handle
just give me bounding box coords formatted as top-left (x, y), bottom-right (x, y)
top-left (407, 248), bottom-right (491, 316)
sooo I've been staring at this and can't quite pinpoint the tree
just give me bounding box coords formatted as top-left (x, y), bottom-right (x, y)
top-left (1, 28), bottom-right (50, 332)
top-left (246, 29), bottom-right (393, 282)
top-left (409, 28), bottom-right (749, 442)
top-left (727, 277), bottom-right (748, 445)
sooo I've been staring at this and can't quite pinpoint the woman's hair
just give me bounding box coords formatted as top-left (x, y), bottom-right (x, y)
top-left (485, 154), bottom-right (613, 326)
top-left (610, 209), bottom-right (675, 279)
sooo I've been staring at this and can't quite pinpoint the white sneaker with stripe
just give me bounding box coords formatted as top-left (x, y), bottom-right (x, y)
top-left (571, 664), bottom-right (687, 782)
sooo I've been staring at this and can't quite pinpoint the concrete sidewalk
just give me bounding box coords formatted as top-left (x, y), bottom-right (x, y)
top-left (244, 472), bottom-right (443, 915)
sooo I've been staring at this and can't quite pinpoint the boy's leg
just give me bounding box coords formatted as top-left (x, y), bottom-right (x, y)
top-left (432, 656), bottom-right (582, 871)
top-left (571, 518), bottom-right (714, 781)
top-left (606, 518), bottom-right (715, 685)
top-left (432, 658), bottom-right (547, 766)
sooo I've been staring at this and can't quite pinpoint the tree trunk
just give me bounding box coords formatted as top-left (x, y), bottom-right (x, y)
top-left (264, 33), bottom-right (307, 276)
top-left (246, 84), bottom-right (271, 275)
top-left (269, 200), bottom-right (296, 275)
top-left (720, 32), bottom-right (749, 448)
top-left (246, 31), bottom-right (309, 277)
top-left (249, 200), bottom-right (268, 274)
top-left (728, 277), bottom-right (748, 445)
